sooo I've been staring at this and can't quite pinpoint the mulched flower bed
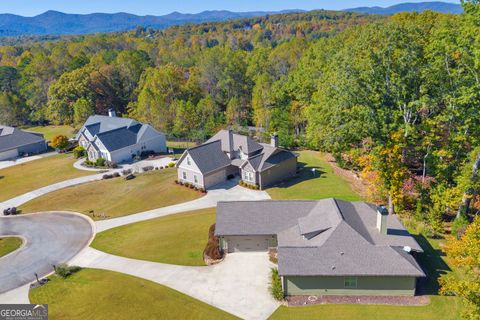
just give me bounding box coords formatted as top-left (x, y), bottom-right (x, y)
top-left (286, 294), bottom-right (430, 306)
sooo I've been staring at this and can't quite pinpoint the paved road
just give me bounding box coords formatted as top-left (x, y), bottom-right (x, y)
top-left (0, 212), bottom-right (93, 294)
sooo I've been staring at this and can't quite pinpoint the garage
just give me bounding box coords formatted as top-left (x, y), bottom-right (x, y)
top-left (204, 168), bottom-right (227, 189)
top-left (0, 148), bottom-right (18, 161)
top-left (225, 235), bottom-right (274, 253)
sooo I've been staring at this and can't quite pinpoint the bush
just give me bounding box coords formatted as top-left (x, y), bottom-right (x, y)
top-left (142, 166), bottom-right (154, 172)
top-left (112, 172), bottom-right (120, 178)
top-left (199, 188), bottom-right (206, 193)
top-left (451, 215), bottom-right (469, 238)
top-left (189, 184), bottom-right (195, 189)
top-left (73, 146), bottom-right (85, 159)
top-left (106, 161), bottom-right (117, 168)
top-left (270, 268), bottom-right (284, 301)
top-left (168, 162), bottom-right (175, 168)
top-left (95, 158), bottom-right (106, 167)
top-left (124, 174), bottom-right (135, 180)
top-left (51, 135), bottom-right (69, 150)
top-left (203, 224), bottom-right (223, 261)
top-left (55, 263), bottom-right (81, 279)
top-left (174, 179), bottom-right (179, 184)
top-left (102, 174), bottom-right (113, 180)
top-left (122, 169), bottom-right (132, 176)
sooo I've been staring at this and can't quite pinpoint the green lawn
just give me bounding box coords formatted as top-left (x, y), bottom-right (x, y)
top-left (20, 168), bottom-right (203, 220)
top-left (267, 150), bottom-right (361, 201)
top-left (0, 237), bottom-right (23, 257)
top-left (0, 154), bottom-right (92, 202)
top-left (30, 268), bottom-right (238, 320)
top-left (92, 208), bottom-right (215, 266)
top-left (26, 125), bottom-right (76, 142)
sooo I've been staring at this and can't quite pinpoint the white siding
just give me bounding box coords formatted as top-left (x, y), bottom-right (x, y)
top-left (177, 152), bottom-right (204, 187)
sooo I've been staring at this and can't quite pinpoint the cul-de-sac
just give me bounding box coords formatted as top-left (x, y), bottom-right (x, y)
top-left (1, 2), bottom-right (479, 320)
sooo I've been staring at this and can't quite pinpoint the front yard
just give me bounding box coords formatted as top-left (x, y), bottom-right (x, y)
top-left (0, 237), bottom-right (23, 257)
top-left (29, 268), bottom-right (238, 320)
top-left (19, 168), bottom-right (203, 220)
top-left (92, 208), bottom-right (215, 266)
top-left (0, 154), bottom-right (92, 202)
top-left (267, 150), bottom-right (361, 201)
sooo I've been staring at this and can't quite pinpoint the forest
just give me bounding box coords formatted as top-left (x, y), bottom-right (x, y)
top-left (1, 4), bottom-right (480, 316)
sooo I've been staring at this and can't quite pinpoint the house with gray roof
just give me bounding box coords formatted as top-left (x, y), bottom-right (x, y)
top-left (215, 199), bottom-right (425, 296)
top-left (176, 129), bottom-right (297, 189)
top-left (0, 125), bottom-right (47, 160)
top-left (75, 110), bottom-right (166, 164)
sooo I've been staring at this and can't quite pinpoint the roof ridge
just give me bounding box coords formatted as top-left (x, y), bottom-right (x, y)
top-left (95, 125), bottom-right (129, 136)
top-left (389, 246), bottom-right (426, 275)
top-left (187, 139), bottom-right (221, 151)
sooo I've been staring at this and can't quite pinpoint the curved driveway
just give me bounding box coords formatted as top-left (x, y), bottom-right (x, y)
top-left (0, 212), bottom-right (93, 294)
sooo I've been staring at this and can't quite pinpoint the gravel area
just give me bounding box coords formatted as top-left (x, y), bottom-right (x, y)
top-left (287, 294), bottom-right (430, 306)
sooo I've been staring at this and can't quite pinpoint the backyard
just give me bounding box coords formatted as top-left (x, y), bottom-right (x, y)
top-left (29, 268), bottom-right (238, 320)
top-left (26, 125), bottom-right (76, 142)
top-left (267, 150), bottom-right (361, 201)
top-left (0, 154), bottom-right (92, 202)
top-left (19, 168), bottom-right (203, 220)
top-left (0, 237), bottom-right (23, 257)
top-left (92, 208), bottom-right (215, 266)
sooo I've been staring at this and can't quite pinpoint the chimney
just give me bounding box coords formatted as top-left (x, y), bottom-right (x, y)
top-left (108, 109), bottom-right (116, 117)
top-left (376, 205), bottom-right (388, 235)
top-left (270, 133), bottom-right (279, 148)
top-left (227, 129), bottom-right (235, 159)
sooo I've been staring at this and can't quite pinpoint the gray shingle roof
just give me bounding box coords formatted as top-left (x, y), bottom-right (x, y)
top-left (186, 140), bottom-right (232, 174)
top-left (0, 125), bottom-right (45, 152)
top-left (77, 115), bottom-right (138, 140)
top-left (206, 129), bottom-right (263, 155)
top-left (95, 124), bottom-right (142, 152)
top-left (216, 199), bottom-right (425, 277)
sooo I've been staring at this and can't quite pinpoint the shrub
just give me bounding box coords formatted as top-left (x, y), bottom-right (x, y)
top-left (51, 135), bottom-right (69, 150)
top-left (106, 161), bottom-right (118, 168)
top-left (102, 174), bottom-right (113, 180)
top-left (189, 184), bottom-right (195, 189)
top-left (174, 179), bottom-right (179, 184)
top-left (270, 268), bottom-right (284, 301)
top-left (142, 166), bottom-right (154, 172)
top-left (199, 188), bottom-right (206, 193)
top-left (203, 224), bottom-right (223, 261)
top-left (179, 181), bottom-right (184, 186)
top-left (168, 162), bottom-right (175, 168)
top-left (124, 174), bottom-right (135, 180)
top-left (112, 172), bottom-right (121, 178)
top-left (73, 146), bottom-right (85, 159)
top-left (160, 166), bottom-right (164, 169)
top-left (451, 215), bottom-right (469, 238)
top-left (95, 158), bottom-right (106, 167)
top-left (122, 169), bottom-right (132, 176)
top-left (55, 264), bottom-right (81, 279)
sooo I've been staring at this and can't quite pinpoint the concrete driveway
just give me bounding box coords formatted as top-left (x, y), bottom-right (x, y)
top-left (0, 212), bottom-right (93, 294)
top-left (71, 247), bottom-right (279, 320)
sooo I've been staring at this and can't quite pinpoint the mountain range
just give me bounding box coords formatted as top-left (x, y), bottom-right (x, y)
top-left (344, 1), bottom-right (462, 15)
top-left (0, 2), bottom-right (463, 37)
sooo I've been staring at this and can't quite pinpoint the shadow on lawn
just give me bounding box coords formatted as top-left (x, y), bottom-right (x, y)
top-left (268, 162), bottom-right (326, 189)
top-left (414, 234), bottom-right (451, 296)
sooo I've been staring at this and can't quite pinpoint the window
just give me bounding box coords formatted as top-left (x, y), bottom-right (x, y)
top-left (182, 172), bottom-right (187, 180)
top-left (194, 175), bottom-right (198, 183)
top-left (187, 157), bottom-right (191, 165)
top-left (344, 277), bottom-right (357, 289)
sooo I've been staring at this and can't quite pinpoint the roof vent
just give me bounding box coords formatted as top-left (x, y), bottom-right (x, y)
top-left (403, 246), bottom-right (412, 253)
top-left (331, 265), bottom-right (336, 270)
top-left (108, 109), bottom-right (116, 117)
top-left (340, 252), bottom-right (344, 256)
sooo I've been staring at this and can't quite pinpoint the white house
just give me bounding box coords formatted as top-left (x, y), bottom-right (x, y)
top-left (75, 110), bottom-right (166, 164)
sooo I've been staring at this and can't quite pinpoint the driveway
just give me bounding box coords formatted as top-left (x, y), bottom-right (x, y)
top-left (0, 212), bottom-right (93, 294)
top-left (96, 180), bottom-right (271, 232)
top-left (71, 247), bottom-right (279, 320)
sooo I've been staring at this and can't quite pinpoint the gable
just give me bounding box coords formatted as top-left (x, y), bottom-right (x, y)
top-left (177, 151), bottom-right (202, 173)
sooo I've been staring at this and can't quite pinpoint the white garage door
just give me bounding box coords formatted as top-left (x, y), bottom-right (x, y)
top-left (0, 149), bottom-right (18, 161)
top-left (227, 236), bottom-right (271, 253)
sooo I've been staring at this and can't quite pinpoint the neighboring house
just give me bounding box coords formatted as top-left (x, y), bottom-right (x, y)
top-left (216, 199), bottom-right (425, 296)
top-left (176, 129), bottom-right (297, 189)
top-left (75, 110), bottom-right (166, 163)
top-left (0, 125), bottom-right (47, 160)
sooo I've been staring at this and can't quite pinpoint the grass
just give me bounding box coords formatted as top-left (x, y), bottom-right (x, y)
top-left (30, 268), bottom-right (239, 320)
top-left (0, 237), bottom-right (23, 257)
top-left (267, 150), bottom-right (361, 201)
top-left (0, 154), bottom-right (92, 202)
top-left (19, 168), bottom-right (203, 220)
top-left (92, 208), bottom-right (215, 266)
top-left (26, 125), bottom-right (76, 142)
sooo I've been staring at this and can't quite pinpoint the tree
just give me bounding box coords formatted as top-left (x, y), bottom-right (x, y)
top-left (73, 98), bottom-right (95, 127)
top-left (440, 216), bottom-right (480, 319)
top-left (51, 135), bottom-right (69, 150)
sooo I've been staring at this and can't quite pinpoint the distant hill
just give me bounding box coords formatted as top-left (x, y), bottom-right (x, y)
top-left (344, 1), bottom-right (462, 15)
top-left (0, 9), bottom-right (303, 37)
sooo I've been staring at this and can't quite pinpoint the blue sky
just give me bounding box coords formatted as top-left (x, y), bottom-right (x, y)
top-left (1, 0), bottom-right (460, 16)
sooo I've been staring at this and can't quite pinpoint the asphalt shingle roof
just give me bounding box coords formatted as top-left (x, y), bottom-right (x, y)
top-left (186, 140), bottom-right (232, 174)
top-left (216, 199), bottom-right (425, 277)
top-left (0, 125), bottom-right (45, 152)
